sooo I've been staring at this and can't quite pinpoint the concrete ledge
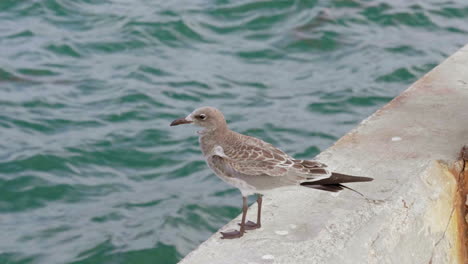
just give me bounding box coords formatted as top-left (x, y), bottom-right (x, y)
top-left (179, 44), bottom-right (468, 264)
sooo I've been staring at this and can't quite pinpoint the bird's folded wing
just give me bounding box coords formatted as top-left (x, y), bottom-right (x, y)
top-left (213, 142), bottom-right (331, 181)
top-left (211, 154), bottom-right (288, 177)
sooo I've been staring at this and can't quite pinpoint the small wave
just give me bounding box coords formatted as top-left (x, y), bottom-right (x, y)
top-left (91, 212), bottom-right (125, 223)
top-left (376, 67), bottom-right (416, 83)
top-left (0, 176), bottom-right (129, 212)
top-left (73, 240), bottom-right (180, 264)
top-left (162, 203), bottom-right (239, 232)
top-left (45, 43), bottom-right (81, 58)
top-left (123, 18), bottom-right (209, 47)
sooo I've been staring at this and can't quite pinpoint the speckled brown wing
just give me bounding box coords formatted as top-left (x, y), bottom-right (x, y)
top-left (219, 134), bottom-right (331, 182)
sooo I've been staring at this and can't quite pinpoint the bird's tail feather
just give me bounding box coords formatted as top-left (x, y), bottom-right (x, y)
top-left (307, 172), bottom-right (373, 185)
top-left (301, 183), bottom-right (366, 196)
top-left (301, 172), bottom-right (382, 203)
top-left (304, 184), bottom-right (344, 192)
top-left (300, 172), bottom-right (372, 193)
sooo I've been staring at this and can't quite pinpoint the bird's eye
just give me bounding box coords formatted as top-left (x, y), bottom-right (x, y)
top-left (199, 114), bottom-right (207, 120)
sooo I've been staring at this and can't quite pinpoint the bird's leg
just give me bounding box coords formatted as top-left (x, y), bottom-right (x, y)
top-left (243, 194), bottom-right (262, 230)
top-left (221, 196), bottom-right (248, 239)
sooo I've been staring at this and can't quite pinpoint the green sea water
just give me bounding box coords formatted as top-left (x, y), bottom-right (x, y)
top-left (0, 0), bottom-right (467, 263)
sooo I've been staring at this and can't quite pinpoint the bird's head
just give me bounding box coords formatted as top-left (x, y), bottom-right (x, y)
top-left (170, 106), bottom-right (227, 132)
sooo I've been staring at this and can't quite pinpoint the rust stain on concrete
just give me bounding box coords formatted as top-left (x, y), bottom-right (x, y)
top-left (447, 146), bottom-right (468, 264)
top-left (448, 165), bottom-right (467, 264)
top-left (458, 146), bottom-right (468, 263)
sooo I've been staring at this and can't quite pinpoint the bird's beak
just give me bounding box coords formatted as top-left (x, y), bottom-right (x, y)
top-left (170, 117), bottom-right (193, 126)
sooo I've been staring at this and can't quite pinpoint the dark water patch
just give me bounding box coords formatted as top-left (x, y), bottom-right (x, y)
top-left (232, 96), bottom-right (272, 108)
top-left (309, 94), bottom-right (393, 115)
top-left (444, 26), bottom-right (468, 34)
top-left (165, 80), bottom-right (211, 90)
top-left (360, 3), bottom-right (437, 28)
top-left (0, 68), bottom-right (21, 82)
top-left (16, 68), bottom-right (59, 77)
top-left (138, 65), bottom-right (172, 77)
top-left (293, 9), bottom-right (336, 33)
top-left (207, 0), bottom-right (295, 19)
top-left (385, 45), bottom-right (425, 56)
top-left (8, 2), bottom-right (43, 17)
top-left (346, 95), bottom-right (393, 107)
top-left (0, 176), bottom-right (48, 191)
top-left (74, 79), bottom-right (108, 94)
top-left (331, 0), bottom-right (361, 8)
top-left (0, 252), bottom-right (40, 264)
top-left (0, 154), bottom-right (73, 174)
top-left (99, 110), bottom-right (153, 123)
top-left (211, 188), bottom-right (239, 197)
top-left (293, 146), bottom-right (321, 159)
top-left (127, 172), bottom-right (162, 182)
top-left (36, 118), bottom-right (102, 133)
top-left (412, 63), bottom-right (437, 75)
top-left (0, 120), bottom-right (12, 129)
top-left (317, 88), bottom-right (353, 100)
top-left (168, 161), bottom-right (206, 179)
top-left (117, 198), bottom-right (166, 210)
top-left (0, 179), bottom-right (128, 212)
top-left (198, 21), bottom-right (245, 35)
top-left (22, 99), bottom-right (67, 109)
top-left (192, 90), bottom-right (237, 100)
top-left (2, 116), bottom-right (49, 134)
top-left (68, 148), bottom-right (177, 170)
top-left (243, 12), bottom-right (291, 31)
top-left (133, 129), bottom-right (174, 147)
top-left (308, 101), bottom-right (350, 114)
top-left (56, 234), bottom-right (83, 245)
top-left (389, 11), bottom-right (436, 28)
top-left (78, 40), bottom-right (148, 55)
top-left (264, 123), bottom-right (338, 140)
top-left (162, 91), bottom-right (203, 102)
top-left (429, 6), bottom-right (468, 19)
top-left (241, 128), bottom-right (276, 145)
top-left (285, 30), bottom-right (341, 53)
top-left (117, 92), bottom-right (167, 107)
top-left (376, 67), bottom-right (416, 83)
top-left (42, 0), bottom-right (75, 17)
top-left (71, 128), bottom-right (173, 150)
top-left (72, 241), bottom-right (180, 264)
top-left (244, 32), bottom-right (273, 41)
top-left (4, 30), bottom-right (34, 39)
top-left (236, 48), bottom-right (285, 62)
top-left (19, 225), bottom-right (72, 241)
top-left (45, 43), bottom-right (82, 58)
top-left (134, 229), bottom-right (156, 240)
top-left (91, 212), bottom-right (125, 223)
top-left (73, 239), bottom-right (116, 263)
top-left (3, 115), bottom-right (102, 135)
top-left (126, 71), bottom-right (156, 84)
top-left (83, 93), bottom-right (168, 111)
top-left (359, 3), bottom-right (392, 25)
top-left (216, 75), bottom-right (268, 90)
top-left (124, 19), bottom-right (208, 47)
top-left (0, 0), bottom-right (23, 11)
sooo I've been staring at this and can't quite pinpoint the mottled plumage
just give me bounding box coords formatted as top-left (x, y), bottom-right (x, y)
top-left (170, 106), bottom-right (373, 239)
top-left (204, 131), bottom-right (333, 196)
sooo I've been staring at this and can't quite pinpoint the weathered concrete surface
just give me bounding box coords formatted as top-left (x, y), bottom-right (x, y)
top-left (179, 44), bottom-right (468, 264)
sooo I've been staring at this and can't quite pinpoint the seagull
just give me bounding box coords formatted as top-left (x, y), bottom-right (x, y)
top-left (170, 106), bottom-right (373, 239)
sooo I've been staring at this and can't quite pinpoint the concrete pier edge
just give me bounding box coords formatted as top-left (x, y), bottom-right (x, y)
top-left (179, 44), bottom-right (468, 264)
